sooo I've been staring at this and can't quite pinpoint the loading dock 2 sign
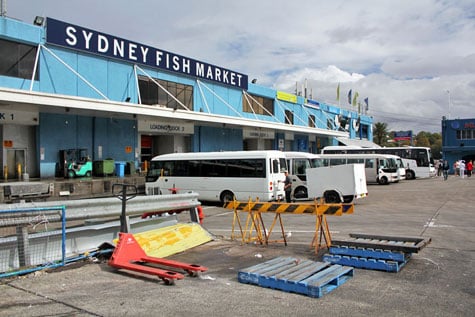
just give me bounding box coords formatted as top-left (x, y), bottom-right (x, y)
top-left (138, 120), bottom-right (194, 135)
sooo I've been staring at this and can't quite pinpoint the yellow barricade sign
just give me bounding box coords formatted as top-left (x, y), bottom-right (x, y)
top-left (224, 200), bottom-right (354, 216)
top-left (224, 199), bottom-right (354, 253)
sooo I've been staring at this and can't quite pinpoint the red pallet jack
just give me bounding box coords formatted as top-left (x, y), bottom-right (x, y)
top-left (108, 232), bottom-right (208, 285)
top-left (108, 184), bottom-right (208, 285)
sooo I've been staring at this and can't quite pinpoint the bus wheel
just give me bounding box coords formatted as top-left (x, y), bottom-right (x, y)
top-left (220, 191), bottom-right (235, 204)
top-left (324, 190), bottom-right (341, 203)
top-left (406, 170), bottom-right (415, 180)
top-left (378, 176), bottom-right (389, 185)
top-left (293, 186), bottom-right (308, 199)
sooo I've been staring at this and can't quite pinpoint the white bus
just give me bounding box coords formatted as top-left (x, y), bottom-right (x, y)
top-left (145, 151), bottom-right (287, 203)
top-left (317, 153), bottom-right (400, 185)
top-left (321, 146), bottom-right (435, 179)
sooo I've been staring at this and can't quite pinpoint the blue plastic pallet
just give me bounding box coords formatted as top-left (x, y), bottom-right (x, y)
top-left (322, 254), bottom-right (408, 272)
top-left (329, 245), bottom-right (410, 262)
top-left (238, 256), bottom-right (354, 298)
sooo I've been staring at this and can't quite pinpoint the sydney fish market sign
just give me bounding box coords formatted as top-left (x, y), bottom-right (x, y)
top-left (45, 18), bottom-right (248, 90)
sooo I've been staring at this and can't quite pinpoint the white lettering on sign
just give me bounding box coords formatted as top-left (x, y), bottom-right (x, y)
top-left (149, 124), bottom-right (183, 132)
top-left (47, 18), bottom-right (248, 89)
top-left (137, 120), bottom-right (194, 134)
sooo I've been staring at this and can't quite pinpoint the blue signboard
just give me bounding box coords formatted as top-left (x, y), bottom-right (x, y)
top-left (45, 18), bottom-right (248, 90)
top-left (394, 130), bottom-right (412, 141)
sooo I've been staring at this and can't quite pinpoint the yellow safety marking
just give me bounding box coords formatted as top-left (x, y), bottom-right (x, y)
top-left (224, 200), bottom-right (354, 216)
top-left (114, 223), bottom-right (213, 258)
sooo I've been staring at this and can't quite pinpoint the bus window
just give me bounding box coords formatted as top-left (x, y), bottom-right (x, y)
top-left (163, 162), bottom-right (173, 176)
top-left (347, 158), bottom-right (364, 164)
top-left (311, 158), bottom-right (323, 168)
top-left (279, 157), bottom-right (287, 172)
top-left (293, 159), bottom-right (310, 181)
top-left (272, 158), bottom-right (280, 173)
top-left (330, 158), bottom-right (346, 166)
top-left (365, 158), bottom-right (375, 169)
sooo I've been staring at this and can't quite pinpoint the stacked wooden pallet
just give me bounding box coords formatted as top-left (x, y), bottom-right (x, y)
top-left (323, 233), bottom-right (431, 272)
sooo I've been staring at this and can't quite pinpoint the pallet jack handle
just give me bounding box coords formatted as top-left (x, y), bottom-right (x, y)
top-left (112, 183), bottom-right (137, 233)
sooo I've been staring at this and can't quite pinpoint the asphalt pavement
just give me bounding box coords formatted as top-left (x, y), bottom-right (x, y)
top-left (1, 174), bottom-right (474, 316)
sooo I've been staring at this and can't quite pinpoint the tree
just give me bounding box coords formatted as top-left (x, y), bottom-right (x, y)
top-left (431, 137), bottom-right (442, 160)
top-left (373, 122), bottom-right (389, 146)
top-left (415, 132), bottom-right (430, 147)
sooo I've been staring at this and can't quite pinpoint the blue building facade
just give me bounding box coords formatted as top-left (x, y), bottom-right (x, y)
top-left (441, 117), bottom-right (475, 172)
top-left (0, 16), bottom-right (373, 179)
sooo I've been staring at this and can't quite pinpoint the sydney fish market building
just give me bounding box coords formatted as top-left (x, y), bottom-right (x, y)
top-left (0, 16), bottom-right (373, 179)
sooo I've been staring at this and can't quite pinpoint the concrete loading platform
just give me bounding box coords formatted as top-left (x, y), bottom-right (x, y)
top-left (0, 175), bottom-right (146, 203)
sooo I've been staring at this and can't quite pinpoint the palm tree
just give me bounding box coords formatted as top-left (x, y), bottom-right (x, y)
top-left (373, 122), bottom-right (389, 146)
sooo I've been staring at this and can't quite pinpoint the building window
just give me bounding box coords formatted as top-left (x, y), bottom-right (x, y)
top-left (456, 129), bottom-right (475, 140)
top-left (243, 94), bottom-right (274, 116)
top-left (285, 110), bottom-right (294, 124)
top-left (308, 115), bottom-right (316, 128)
top-left (138, 75), bottom-right (193, 110)
top-left (361, 124), bottom-right (369, 138)
top-left (0, 39), bottom-right (38, 80)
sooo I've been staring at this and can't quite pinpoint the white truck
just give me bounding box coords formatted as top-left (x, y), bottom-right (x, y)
top-left (306, 163), bottom-right (368, 203)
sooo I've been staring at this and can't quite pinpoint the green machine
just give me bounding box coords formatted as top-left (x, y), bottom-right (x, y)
top-left (60, 149), bottom-right (93, 178)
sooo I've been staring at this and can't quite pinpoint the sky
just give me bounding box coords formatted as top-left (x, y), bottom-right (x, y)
top-left (3, 0), bottom-right (475, 133)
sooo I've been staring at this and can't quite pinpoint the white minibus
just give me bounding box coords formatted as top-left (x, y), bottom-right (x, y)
top-left (145, 150), bottom-right (287, 203)
top-left (317, 153), bottom-right (400, 185)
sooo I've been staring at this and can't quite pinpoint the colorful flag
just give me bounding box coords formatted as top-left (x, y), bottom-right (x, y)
top-left (352, 91), bottom-right (359, 107)
top-left (336, 83), bottom-right (340, 102)
top-left (347, 89), bottom-right (352, 105)
top-left (364, 97), bottom-right (369, 111)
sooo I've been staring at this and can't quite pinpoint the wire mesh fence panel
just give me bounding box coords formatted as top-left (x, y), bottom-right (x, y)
top-left (0, 206), bottom-right (66, 278)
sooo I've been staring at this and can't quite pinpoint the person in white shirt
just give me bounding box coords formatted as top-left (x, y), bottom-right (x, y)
top-left (459, 160), bottom-right (465, 178)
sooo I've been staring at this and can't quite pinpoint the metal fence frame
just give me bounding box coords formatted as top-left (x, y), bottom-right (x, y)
top-left (0, 206), bottom-right (66, 278)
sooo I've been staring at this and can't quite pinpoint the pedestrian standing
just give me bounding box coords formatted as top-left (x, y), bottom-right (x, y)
top-left (436, 160), bottom-right (442, 177)
top-left (442, 160), bottom-right (450, 180)
top-left (455, 160), bottom-right (460, 176)
top-left (460, 160), bottom-right (465, 178)
top-left (467, 160), bottom-right (473, 177)
top-left (283, 170), bottom-right (292, 203)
